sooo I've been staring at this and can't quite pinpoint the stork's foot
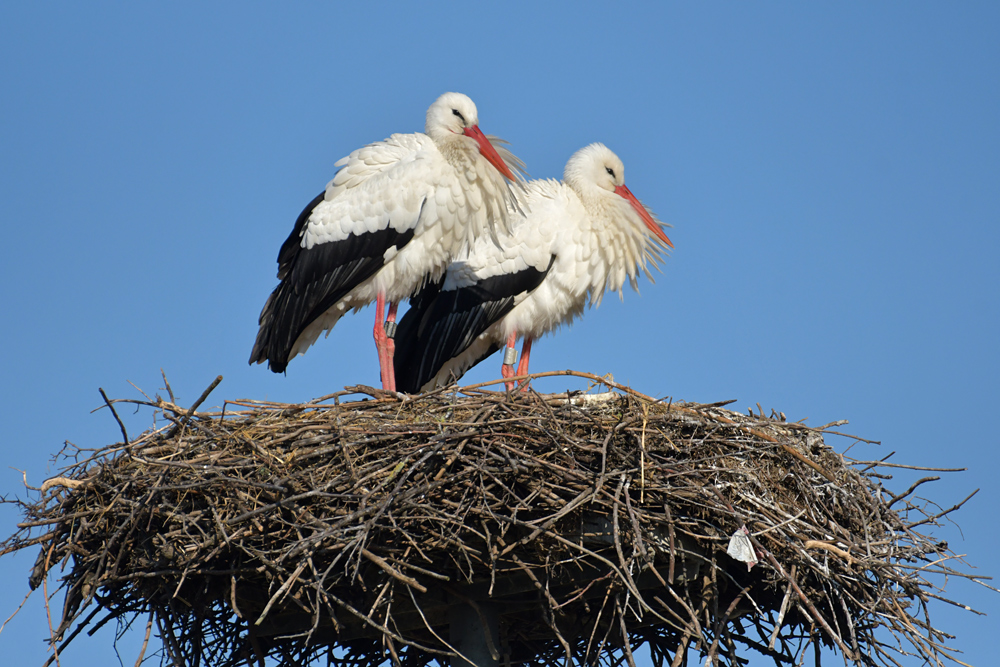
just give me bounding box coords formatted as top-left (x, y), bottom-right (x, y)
top-left (501, 343), bottom-right (518, 391)
top-left (381, 303), bottom-right (399, 392)
top-left (514, 337), bottom-right (533, 392)
top-left (383, 336), bottom-right (396, 393)
top-left (501, 363), bottom-right (515, 391)
top-left (374, 332), bottom-right (397, 392)
top-left (373, 292), bottom-right (396, 392)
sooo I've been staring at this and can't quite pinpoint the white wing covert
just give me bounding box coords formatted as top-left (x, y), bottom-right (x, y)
top-left (251, 138), bottom-right (438, 373)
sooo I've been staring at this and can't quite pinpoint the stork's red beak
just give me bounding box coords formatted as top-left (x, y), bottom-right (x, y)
top-left (614, 184), bottom-right (673, 248)
top-left (464, 125), bottom-right (516, 181)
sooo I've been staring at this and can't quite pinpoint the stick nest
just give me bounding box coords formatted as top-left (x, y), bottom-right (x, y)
top-left (3, 371), bottom-right (988, 667)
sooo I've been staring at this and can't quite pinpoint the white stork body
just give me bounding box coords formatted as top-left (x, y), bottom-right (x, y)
top-left (249, 93), bottom-right (524, 390)
top-left (394, 143), bottom-right (673, 393)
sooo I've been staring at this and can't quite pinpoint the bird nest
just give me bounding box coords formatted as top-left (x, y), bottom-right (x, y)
top-left (2, 371), bottom-right (988, 667)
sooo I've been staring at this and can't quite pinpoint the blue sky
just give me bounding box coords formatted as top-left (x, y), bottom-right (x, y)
top-left (1, 2), bottom-right (998, 665)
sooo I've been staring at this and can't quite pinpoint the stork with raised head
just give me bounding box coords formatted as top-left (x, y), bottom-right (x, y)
top-left (249, 92), bottom-right (524, 391)
top-left (393, 143), bottom-right (673, 393)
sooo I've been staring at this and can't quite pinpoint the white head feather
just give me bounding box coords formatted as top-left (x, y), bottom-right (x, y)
top-left (564, 143), bottom-right (672, 303)
top-left (425, 92), bottom-right (526, 242)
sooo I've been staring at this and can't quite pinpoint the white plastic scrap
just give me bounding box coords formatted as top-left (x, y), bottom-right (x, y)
top-left (727, 524), bottom-right (758, 571)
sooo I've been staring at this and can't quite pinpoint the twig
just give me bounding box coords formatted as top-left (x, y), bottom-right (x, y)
top-left (361, 548), bottom-right (427, 593)
top-left (133, 613), bottom-right (154, 667)
top-left (99, 387), bottom-right (131, 455)
top-left (165, 374), bottom-right (223, 439)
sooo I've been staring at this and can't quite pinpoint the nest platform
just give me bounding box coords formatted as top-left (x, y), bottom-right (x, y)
top-left (2, 371), bottom-right (987, 667)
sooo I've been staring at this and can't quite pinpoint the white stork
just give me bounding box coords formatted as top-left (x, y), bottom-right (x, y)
top-left (249, 92), bottom-right (524, 391)
top-left (393, 143), bottom-right (673, 393)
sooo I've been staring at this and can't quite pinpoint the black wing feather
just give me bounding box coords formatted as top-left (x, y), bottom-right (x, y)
top-left (394, 256), bottom-right (555, 393)
top-left (277, 191), bottom-right (327, 279)
top-left (249, 194), bottom-right (420, 373)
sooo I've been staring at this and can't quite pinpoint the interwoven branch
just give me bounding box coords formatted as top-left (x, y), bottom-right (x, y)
top-left (2, 372), bottom-right (989, 667)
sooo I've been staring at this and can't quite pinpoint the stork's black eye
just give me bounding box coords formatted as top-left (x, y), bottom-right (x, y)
top-left (606, 167), bottom-right (616, 178)
top-left (452, 109), bottom-right (466, 125)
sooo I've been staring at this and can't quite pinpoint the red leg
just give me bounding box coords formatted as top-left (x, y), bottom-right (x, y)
top-left (373, 292), bottom-right (391, 390)
top-left (501, 330), bottom-right (518, 391)
top-left (515, 336), bottom-right (533, 390)
top-left (384, 301), bottom-right (399, 392)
